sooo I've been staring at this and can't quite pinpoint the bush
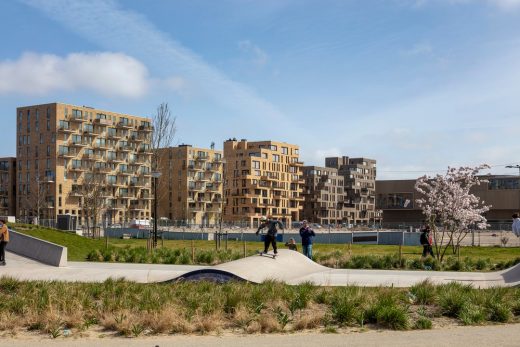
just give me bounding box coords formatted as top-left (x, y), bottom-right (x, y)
top-left (437, 283), bottom-right (472, 317)
top-left (414, 317), bottom-right (432, 330)
top-left (410, 280), bottom-right (436, 305)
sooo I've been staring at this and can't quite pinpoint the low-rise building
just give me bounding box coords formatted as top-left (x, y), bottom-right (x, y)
top-left (376, 175), bottom-right (520, 228)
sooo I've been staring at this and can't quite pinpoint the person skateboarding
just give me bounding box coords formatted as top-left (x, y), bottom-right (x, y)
top-left (256, 216), bottom-right (284, 255)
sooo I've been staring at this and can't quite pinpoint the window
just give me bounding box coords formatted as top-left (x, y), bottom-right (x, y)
top-left (252, 161), bottom-right (260, 169)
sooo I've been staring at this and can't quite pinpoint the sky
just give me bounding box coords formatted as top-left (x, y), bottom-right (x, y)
top-left (1, 0), bottom-right (520, 179)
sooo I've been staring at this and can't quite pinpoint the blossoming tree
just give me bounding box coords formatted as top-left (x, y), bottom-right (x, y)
top-left (414, 165), bottom-right (491, 262)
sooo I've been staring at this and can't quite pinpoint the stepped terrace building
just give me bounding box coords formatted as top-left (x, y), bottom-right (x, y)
top-left (0, 157), bottom-right (16, 217)
top-left (16, 103), bottom-right (153, 225)
top-left (223, 139), bottom-right (304, 227)
top-left (157, 145), bottom-right (223, 225)
top-left (302, 166), bottom-right (344, 225)
top-left (325, 156), bottom-right (378, 225)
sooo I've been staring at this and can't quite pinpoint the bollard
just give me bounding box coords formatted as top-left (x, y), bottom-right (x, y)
top-left (243, 240), bottom-right (246, 258)
top-left (191, 239), bottom-right (195, 263)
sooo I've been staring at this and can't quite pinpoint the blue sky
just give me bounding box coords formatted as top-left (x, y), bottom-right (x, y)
top-left (1, 0), bottom-right (520, 179)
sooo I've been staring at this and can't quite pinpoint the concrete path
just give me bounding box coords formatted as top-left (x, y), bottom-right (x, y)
top-left (2, 250), bottom-right (520, 288)
top-left (0, 252), bottom-right (206, 283)
top-left (1, 324), bottom-right (519, 347)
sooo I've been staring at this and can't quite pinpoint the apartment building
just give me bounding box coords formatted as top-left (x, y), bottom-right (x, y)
top-left (301, 166), bottom-right (344, 225)
top-left (16, 103), bottom-right (153, 225)
top-left (157, 145), bottom-right (223, 225)
top-left (223, 139), bottom-right (304, 227)
top-left (325, 156), bottom-right (378, 225)
top-left (377, 175), bottom-right (520, 228)
top-left (0, 157), bottom-right (16, 217)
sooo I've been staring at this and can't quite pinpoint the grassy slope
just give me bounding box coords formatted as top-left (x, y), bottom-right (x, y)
top-left (11, 223), bottom-right (520, 263)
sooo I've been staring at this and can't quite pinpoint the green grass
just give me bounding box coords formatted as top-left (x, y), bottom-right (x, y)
top-left (0, 277), bottom-right (519, 336)
top-left (10, 223), bottom-right (520, 266)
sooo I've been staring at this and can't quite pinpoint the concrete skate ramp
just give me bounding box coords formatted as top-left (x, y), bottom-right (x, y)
top-left (176, 250), bottom-right (520, 287)
top-left (176, 249), bottom-right (332, 284)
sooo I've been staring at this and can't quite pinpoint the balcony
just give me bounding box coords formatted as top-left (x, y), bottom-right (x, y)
top-left (130, 180), bottom-right (148, 188)
top-left (69, 165), bottom-right (87, 172)
top-left (69, 190), bottom-right (82, 197)
top-left (138, 124), bottom-right (153, 132)
top-left (94, 166), bottom-right (112, 173)
top-left (93, 142), bottom-right (109, 150)
top-left (138, 146), bottom-right (153, 154)
top-left (107, 156), bottom-right (125, 163)
top-left (83, 153), bottom-right (103, 161)
top-left (117, 169), bottom-right (133, 176)
top-left (69, 139), bottom-right (90, 147)
top-left (58, 125), bottom-right (75, 133)
top-left (69, 114), bottom-right (86, 122)
top-left (129, 134), bottom-right (145, 143)
top-left (107, 131), bottom-right (122, 140)
top-left (140, 193), bottom-right (153, 200)
top-left (195, 155), bottom-right (208, 161)
top-left (117, 121), bottom-right (133, 129)
top-left (94, 118), bottom-right (111, 126)
top-left (58, 149), bottom-right (78, 158)
top-left (290, 161), bottom-right (304, 167)
top-left (117, 144), bottom-right (134, 152)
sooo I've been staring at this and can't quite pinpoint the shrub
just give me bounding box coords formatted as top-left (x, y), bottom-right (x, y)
top-left (437, 283), bottom-right (472, 317)
top-left (410, 280), bottom-right (436, 305)
top-left (414, 317), bottom-right (433, 330)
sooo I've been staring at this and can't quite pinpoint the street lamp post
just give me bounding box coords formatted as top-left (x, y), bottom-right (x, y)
top-left (152, 171), bottom-right (162, 248)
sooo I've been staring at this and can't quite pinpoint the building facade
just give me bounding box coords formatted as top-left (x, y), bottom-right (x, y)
top-left (325, 156), bottom-right (378, 225)
top-left (376, 175), bottom-right (520, 227)
top-left (301, 166), bottom-right (344, 225)
top-left (223, 139), bottom-right (303, 227)
top-left (16, 103), bottom-right (153, 225)
top-left (0, 157), bottom-right (16, 217)
top-left (157, 145), bottom-right (223, 225)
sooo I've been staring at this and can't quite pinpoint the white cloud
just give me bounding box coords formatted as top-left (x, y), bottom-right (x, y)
top-left (238, 40), bottom-right (269, 66)
top-left (20, 0), bottom-right (291, 129)
top-left (0, 52), bottom-right (150, 98)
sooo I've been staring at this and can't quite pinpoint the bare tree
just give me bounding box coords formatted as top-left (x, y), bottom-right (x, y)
top-left (151, 103), bottom-right (177, 173)
top-left (23, 175), bottom-right (51, 225)
top-left (79, 173), bottom-right (108, 238)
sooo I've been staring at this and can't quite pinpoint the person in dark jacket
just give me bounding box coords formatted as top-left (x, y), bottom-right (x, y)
top-left (299, 220), bottom-right (315, 259)
top-left (256, 216), bottom-right (284, 254)
top-left (285, 238), bottom-right (298, 251)
top-left (420, 225), bottom-right (433, 258)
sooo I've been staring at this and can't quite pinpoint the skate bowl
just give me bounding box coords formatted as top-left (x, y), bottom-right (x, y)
top-left (174, 249), bottom-right (520, 288)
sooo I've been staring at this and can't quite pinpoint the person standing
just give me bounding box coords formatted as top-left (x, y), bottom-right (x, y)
top-left (420, 225), bottom-right (433, 258)
top-left (299, 220), bottom-right (315, 259)
top-left (256, 216), bottom-right (284, 255)
top-left (0, 219), bottom-right (9, 266)
top-left (512, 214), bottom-right (520, 237)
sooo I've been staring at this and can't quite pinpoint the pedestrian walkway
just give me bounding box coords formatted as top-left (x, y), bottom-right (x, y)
top-left (1, 250), bottom-right (519, 288)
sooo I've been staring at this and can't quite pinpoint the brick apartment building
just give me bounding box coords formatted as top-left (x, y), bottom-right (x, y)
top-left (0, 157), bottom-right (16, 217)
top-left (223, 139), bottom-right (304, 227)
top-left (301, 165), bottom-right (344, 225)
top-left (16, 102), bottom-right (153, 225)
top-left (157, 145), bottom-right (223, 225)
top-left (325, 156), bottom-right (378, 225)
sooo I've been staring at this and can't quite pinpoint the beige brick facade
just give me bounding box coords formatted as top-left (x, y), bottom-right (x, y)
top-left (325, 156), bottom-right (378, 225)
top-left (223, 139), bottom-right (303, 227)
top-left (157, 145), bottom-right (223, 225)
top-left (302, 166), bottom-right (345, 225)
top-left (16, 103), bottom-right (153, 225)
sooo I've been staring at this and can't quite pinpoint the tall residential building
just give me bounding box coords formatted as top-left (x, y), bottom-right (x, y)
top-left (223, 139), bottom-right (304, 227)
top-left (157, 145), bottom-right (223, 225)
top-left (16, 103), bottom-right (153, 224)
top-left (302, 166), bottom-right (344, 225)
top-left (325, 156), bottom-right (377, 225)
top-left (0, 157), bottom-right (17, 217)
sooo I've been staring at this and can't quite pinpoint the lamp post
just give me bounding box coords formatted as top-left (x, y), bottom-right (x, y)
top-left (152, 171), bottom-right (162, 248)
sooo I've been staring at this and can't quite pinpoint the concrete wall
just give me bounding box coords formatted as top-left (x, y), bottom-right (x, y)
top-left (6, 229), bottom-right (67, 267)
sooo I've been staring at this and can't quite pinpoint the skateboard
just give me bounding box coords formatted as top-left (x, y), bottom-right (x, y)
top-left (257, 251), bottom-right (277, 259)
